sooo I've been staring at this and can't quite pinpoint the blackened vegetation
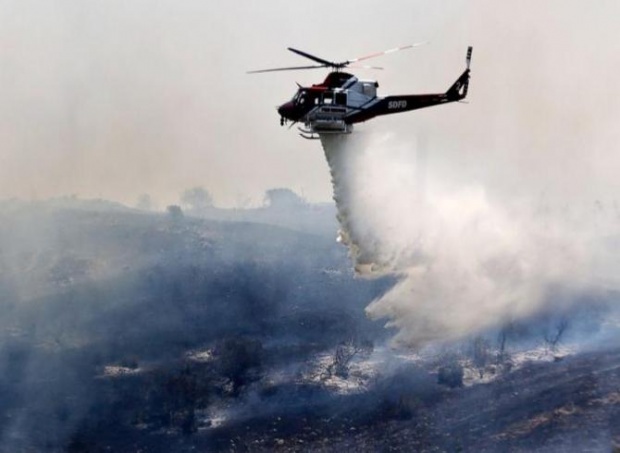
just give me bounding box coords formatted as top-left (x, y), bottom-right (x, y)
top-left (0, 200), bottom-right (618, 452)
top-left (472, 336), bottom-right (491, 379)
top-left (325, 338), bottom-right (373, 379)
top-left (437, 356), bottom-right (464, 389)
top-left (216, 337), bottom-right (264, 396)
top-left (0, 202), bottom-right (390, 451)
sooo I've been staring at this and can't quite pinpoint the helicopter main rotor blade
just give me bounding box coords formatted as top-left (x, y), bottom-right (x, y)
top-left (248, 42), bottom-right (426, 74)
top-left (247, 64), bottom-right (327, 74)
top-left (287, 48), bottom-right (336, 67)
top-left (348, 65), bottom-right (384, 70)
top-left (347, 41), bottom-right (428, 64)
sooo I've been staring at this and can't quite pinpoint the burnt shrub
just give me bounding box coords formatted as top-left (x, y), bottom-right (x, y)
top-left (216, 337), bottom-right (263, 396)
top-left (361, 364), bottom-right (441, 422)
top-left (437, 362), bottom-right (464, 388)
top-left (376, 394), bottom-right (420, 420)
top-left (325, 338), bottom-right (373, 379)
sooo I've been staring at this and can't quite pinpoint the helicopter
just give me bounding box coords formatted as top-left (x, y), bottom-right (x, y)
top-left (248, 44), bottom-right (473, 139)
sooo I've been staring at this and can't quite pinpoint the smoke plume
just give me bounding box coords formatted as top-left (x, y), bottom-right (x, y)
top-left (321, 130), bottom-right (619, 346)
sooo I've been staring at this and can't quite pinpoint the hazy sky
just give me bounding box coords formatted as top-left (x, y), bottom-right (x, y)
top-left (1, 0), bottom-right (619, 207)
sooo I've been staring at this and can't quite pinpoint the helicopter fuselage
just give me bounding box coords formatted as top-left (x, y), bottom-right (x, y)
top-left (278, 72), bottom-right (378, 128)
top-left (250, 45), bottom-right (473, 139)
top-left (278, 57), bottom-right (470, 139)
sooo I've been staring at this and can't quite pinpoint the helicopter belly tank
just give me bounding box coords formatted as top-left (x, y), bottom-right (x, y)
top-left (306, 106), bottom-right (349, 131)
top-left (313, 119), bottom-right (349, 132)
top-left (297, 105), bottom-right (353, 138)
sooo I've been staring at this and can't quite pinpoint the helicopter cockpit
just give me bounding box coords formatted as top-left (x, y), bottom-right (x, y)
top-left (292, 89), bottom-right (317, 107)
top-left (293, 89), bottom-right (347, 108)
top-left (292, 90), bottom-right (306, 106)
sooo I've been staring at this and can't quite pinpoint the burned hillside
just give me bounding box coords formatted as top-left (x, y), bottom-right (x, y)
top-left (0, 200), bottom-right (618, 452)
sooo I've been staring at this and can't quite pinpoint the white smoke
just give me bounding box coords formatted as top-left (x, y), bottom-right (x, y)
top-left (321, 129), bottom-right (619, 346)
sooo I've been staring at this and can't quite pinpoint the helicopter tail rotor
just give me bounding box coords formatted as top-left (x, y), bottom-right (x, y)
top-left (446, 47), bottom-right (473, 100)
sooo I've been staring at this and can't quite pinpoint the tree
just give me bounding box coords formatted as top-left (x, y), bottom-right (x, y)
top-left (437, 358), bottom-right (464, 388)
top-left (496, 321), bottom-right (515, 367)
top-left (166, 205), bottom-right (184, 224)
top-left (543, 317), bottom-right (570, 355)
top-left (472, 336), bottom-right (490, 379)
top-left (135, 194), bottom-right (153, 211)
top-left (180, 186), bottom-right (213, 213)
top-left (264, 188), bottom-right (305, 209)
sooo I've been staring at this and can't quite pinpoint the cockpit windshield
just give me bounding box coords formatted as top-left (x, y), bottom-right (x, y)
top-left (293, 89), bottom-right (307, 106)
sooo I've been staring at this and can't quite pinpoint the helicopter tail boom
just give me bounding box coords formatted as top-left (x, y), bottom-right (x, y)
top-left (346, 46), bottom-right (472, 124)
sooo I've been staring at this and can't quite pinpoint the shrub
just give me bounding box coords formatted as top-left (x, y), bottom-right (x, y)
top-left (437, 362), bottom-right (464, 388)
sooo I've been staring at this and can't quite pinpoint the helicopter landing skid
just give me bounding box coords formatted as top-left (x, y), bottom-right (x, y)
top-left (298, 124), bottom-right (352, 140)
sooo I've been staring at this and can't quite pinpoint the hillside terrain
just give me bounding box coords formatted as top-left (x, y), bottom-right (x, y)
top-left (0, 200), bottom-right (617, 452)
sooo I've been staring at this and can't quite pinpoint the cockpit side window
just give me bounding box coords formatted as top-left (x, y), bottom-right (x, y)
top-left (294, 90), bottom-right (307, 106)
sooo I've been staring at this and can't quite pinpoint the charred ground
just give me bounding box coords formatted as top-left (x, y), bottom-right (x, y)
top-left (0, 199), bottom-right (617, 452)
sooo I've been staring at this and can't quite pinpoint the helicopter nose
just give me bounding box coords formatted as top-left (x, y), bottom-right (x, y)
top-left (277, 101), bottom-right (295, 120)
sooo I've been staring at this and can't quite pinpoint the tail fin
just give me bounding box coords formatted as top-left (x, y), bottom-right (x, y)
top-left (446, 46), bottom-right (472, 101)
